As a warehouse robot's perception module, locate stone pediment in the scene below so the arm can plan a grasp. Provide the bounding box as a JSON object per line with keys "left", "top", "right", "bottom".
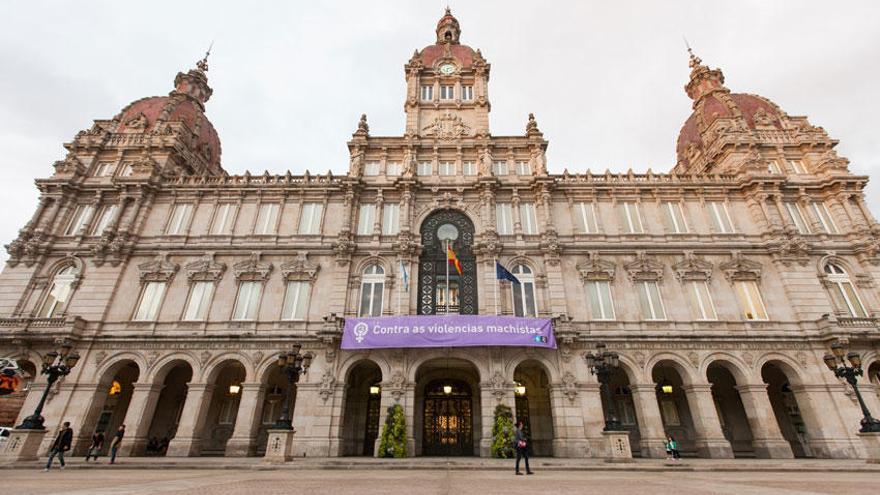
{"left": 719, "top": 252, "right": 762, "bottom": 282}
{"left": 185, "top": 252, "right": 226, "bottom": 282}
{"left": 421, "top": 112, "right": 472, "bottom": 139}
{"left": 138, "top": 253, "right": 179, "bottom": 282}
{"left": 576, "top": 252, "right": 615, "bottom": 282}
{"left": 280, "top": 251, "right": 320, "bottom": 282}
{"left": 672, "top": 252, "right": 713, "bottom": 282}
{"left": 233, "top": 252, "right": 273, "bottom": 281}
{"left": 624, "top": 252, "right": 664, "bottom": 282}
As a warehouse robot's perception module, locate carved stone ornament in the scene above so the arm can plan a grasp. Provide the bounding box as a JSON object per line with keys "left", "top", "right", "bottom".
{"left": 319, "top": 370, "right": 336, "bottom": 402}
{"left": 421, "top": 111, "right": 472, "bottom": 139}
{"left": 687, "top": 351, "right": 699, "bottom": 368}
{"left": 769, "top": 234, "right": 811, "bottom": 267}
{"left": 741, "top": 351, "right": 754, "bottom": 368}
{"left": 576, "top": 251, "right": 616, "bottom": 282}
{"left": 124, "top": 112, "right": 148, "bottom": 130}
{"left": 560, "top": 372, "right": 578, "bottom": 403}
{"left": 387, "top": 371, "right": 407, "bottom": 402}
{"left": 93, "top": 350, "right": 108, "bottom": 366}
{"left": 814, "top": 149, "right": 850, "bottom": 173}
{"left": 138, "top": 252, "right": 179, "bottom": 282}
{"left": 233, "top": 252, "right": 273, "bottom": 281}
{"left": 752, "top": 107, "right": 776, "bottom": 128}
{"left": 199, "top": 350, "right": 212, "bottom": 365}
{"left": 146, "top": 351, "right": 161, "bottom": 369}
{"left": 672, "top": 251, "right": 713, "bottom": 282}
{"left": 624, "top": 251, "right": 664, "bottom": 282}
{"left": 185, "top": 252, "right": 227, "bottom": 282}
{"left": 280, "top": 251, "right": 320, "bottom": 282}
{"left": 719, "top": 252, "right": 762, "bottom": 283}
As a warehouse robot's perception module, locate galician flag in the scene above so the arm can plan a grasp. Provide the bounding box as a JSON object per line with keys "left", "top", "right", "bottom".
{"left": 399, "top": 261, "right": 409, "bottom": 292}
{"left": 446, "top": 244, "right": 463, "bottom": 275}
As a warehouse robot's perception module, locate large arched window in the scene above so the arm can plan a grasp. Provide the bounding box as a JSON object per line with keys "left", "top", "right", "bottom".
{"left": 511, "top": 264, "right": 537, "bottom": 318}
{"left": 824, "top": 263, "right": 868, "bottom": 318}
{"left": 38, "top": 266, "right": 78, "bottom": 317}
{"left": 359, "top": 264, "right": 385, "bottom": 317}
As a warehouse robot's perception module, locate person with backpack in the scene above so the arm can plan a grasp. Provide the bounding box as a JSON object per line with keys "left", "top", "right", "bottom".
{"left": 85, "top": 430, "right": 105, "bottom": 462}
{"left": 513, "top": 420, "right": 534, "bottom": 475}
{"left": 109, "top": 424, "right": 125, "bottom": 464}
{"left": 43, "top": 421, "right": 73, "bottom": 471}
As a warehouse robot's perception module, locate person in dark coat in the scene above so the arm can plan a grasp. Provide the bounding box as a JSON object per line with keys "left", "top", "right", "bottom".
{"left": 43, "top": 421, "right": 73, "bottom": 471}
{"left": 85, "top": 430, "right": 105, "bottom": 461}
{"left": 109, "top": 424, "right": 125, "bottom": 464}
{"left": 513, "top": 420, "right": 533, "bottom": 475}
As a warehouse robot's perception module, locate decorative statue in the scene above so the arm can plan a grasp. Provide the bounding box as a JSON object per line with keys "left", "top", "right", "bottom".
{"left": 349, "top": 150, "right": 364, "bottom": 176}
{"left": 479, "top": 148, "right": 492, "bottom": 177}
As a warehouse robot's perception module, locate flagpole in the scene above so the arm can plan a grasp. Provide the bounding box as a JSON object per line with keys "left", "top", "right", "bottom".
{"left": 445, "top": 239, "right": 450, "bottom": 315}
{"left": 493, "top": 257, "right": 499, "bottom": 316}
{"left": 397, "top": 261, "right": 402, "bottom": 315}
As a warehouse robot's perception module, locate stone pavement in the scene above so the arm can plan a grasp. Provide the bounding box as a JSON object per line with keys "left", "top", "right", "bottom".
{"left": 4, "top": 466, "right": 880, "bottom": 495}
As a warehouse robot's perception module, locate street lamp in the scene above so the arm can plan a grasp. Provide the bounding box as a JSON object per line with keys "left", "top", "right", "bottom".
{"left": 822, "top": 341, "right": 880, "bottom": 433}
{"left": 274, "top": 344, "right": 312, "bottom": 430}
{"left": 585, "top": 342, "right": 624, "bottom": 432}
{"left": 17, "top": 341, "right": 80, "bottom": 430}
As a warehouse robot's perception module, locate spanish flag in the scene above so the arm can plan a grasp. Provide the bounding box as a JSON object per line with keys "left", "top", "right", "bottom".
{"left": 447, "top": 244, "right": 463, "bottom": 276}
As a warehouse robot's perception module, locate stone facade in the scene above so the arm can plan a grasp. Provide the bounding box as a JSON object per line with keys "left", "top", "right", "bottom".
{"left": 2, "top": 10, "right": 880, "bottom": 460}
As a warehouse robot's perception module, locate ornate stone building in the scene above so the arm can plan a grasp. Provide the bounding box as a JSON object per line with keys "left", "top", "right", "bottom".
{"left": 1, "top": 9, "right": 880, "bottom": 460}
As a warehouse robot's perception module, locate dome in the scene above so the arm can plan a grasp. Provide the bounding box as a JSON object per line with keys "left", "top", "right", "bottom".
{"left": 417, "top": 8, "right": 480, "bottom": 70}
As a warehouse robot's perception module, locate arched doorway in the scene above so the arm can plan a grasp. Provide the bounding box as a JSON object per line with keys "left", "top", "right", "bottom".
{"left": 652, "top": 361, "right": 697, "bottom": 456}
{"left": 201, "top": 360, "right": 246, "bottom": 456}
{"left": 418, "top": 209, "right": 477, "bottom": 315}
{"left": 144, "top": 361, "right": 193, "bottom": 456}
{"left": 762, "top": 361, "right": 812, "bottom": 458}
{"left": 602, "top": 366, "right": 641, "bottom": 456}
{"left": 255, "top": 366, "right": 290, "bottom": 456}
{"left": 0, "top": 359, "right": 36, "bottom": 427}
{"left": 707, "top": 362, "right": 755, "bottom": 457}
{"left": 79, "top": 361, "right": 140, "bottom": 456}
{"left": 513, "top": 361, "right": 554, "bottom": 456}
{"left": 340, "top": 361, "right": 382, "bottom": 456}
{"left": 415, "top": 358, "right": 480, "bottom": 456}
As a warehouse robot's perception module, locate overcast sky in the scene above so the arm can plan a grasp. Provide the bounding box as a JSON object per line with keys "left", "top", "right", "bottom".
{"left": 1, "top": 1, "right": 879, "bottom": 262}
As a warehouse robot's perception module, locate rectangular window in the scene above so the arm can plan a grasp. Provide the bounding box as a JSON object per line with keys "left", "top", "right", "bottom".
{"left": 183, "top": 281, "right": 214, "bottom": 321}
{"left": 298, "top": 202, "right": 324, "bottom": 235}
{"left": 829, "top": 280, "right": 868, "bottom": 318}
{"left": 637, "top": 281, "right": 666, "bottom": 320}
{"left": 357, "top": 204, "right": 376, "bottom": 235}
{"left": 586, "top": 281, "right": 615, "bottom": 320}
{"left": 663, "top": 202, "right": 688, "bottom": 234}
{"left": 359, "top": 281, "right": 384, "bottom": 317}
{"left": 492, "top": 161, "right": 509, "bottom": 176}
{"left": 708, "top": 202, "right": 735, "bottom": 233}
{"left": 420, "top": 85, "right": 433, "bottom": 101}
{"left": 281, "top": 281, "right": 310, "bottom": 320}
{"left": 520, "top": 202, "right": 538, "bottom": 235}
{"left": 515, "top": 161, "right": 531, "bottom": 175}
{"left": 385, "top": 162, "right": 401, "bottom": 176}
{"left": 811, "top": 201, "right": 838, "bottom": 234}
{"left": 364, "top": 162, "right": 380, "bottom": 176}
{"left": 440, "top": 85, "right": 454, "bottom": 100}
{"left": 496, "top": 203, "right": 514, "bottom": 235}
{"left": 65, "top": 205, "right": 94, "bottom": 236}
{"left": 133, "top": 281, "right": 166, "bottom": 321}
{"left": 768, "top": 160, "right": 782, "bottom": 174}
{"left": 382, "top": 203, "right": 400, "bottom": 235}
{"left": 254, "top": 203, "right": 280, "bottom": 234}
{"left": 210, "top": 203, "right": 237, "bottom": 235}
{"left": 689, "top": 281, "right": 717, "bottom": 320}
{"left": 462, "top": 85, "right": 473, "bottom": 100}
{"left": 439, "top": 161, "right": 455, "bottom": 176}
{"left": 788, "top": 159, "right": 808, "bottom": 174}
{"left": 417, "top": 161, "right": 432, "bottom": 176}
{"left": 94, "top": 162, "right": 115, "bottom": 177}
{"left": 734, "top": 280, "right": 768, "bottom": 320}
{"left": 462, "top": 161, "right": 476, "bottom": 176}
{"left": 233, "top": 281, "right": 262, "bottom": 320}
{"left": 118, "top": 162, "right": 134, "bottom": 177}
{"left": 166, "top": 203, "right": 193, "bottom": 235}
{"left": 619, "top": 202, "right": 644, "bottom": 234}
{"left": 90, "top": 205, "right": 117, "bottom": 235}
{"left": 574, "top": 202, "right": 599, "bottom": 234}
{"left": 785, "top": 202, "right": 811, "bottom": 234}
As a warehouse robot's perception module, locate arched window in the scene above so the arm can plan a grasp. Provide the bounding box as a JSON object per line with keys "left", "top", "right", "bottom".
{"left": 359, "top": 264, "right": 385, "bottom": 317}
{"left": 824, "top": 263, "right": 867, "bottom": 317}
{"left": 511, "top": 264, "right": 537, "bottom": 318}
{"left": 38, "top": 266, "right": 78, "bottom": 317}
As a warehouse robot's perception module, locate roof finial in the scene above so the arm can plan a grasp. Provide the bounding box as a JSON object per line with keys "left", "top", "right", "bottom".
{"left": 445, "top": 5, "right": 451, "bottom": 15}
{"left": 683, "top": 37, "right": 701, "bottom": 69}
{"left": 196, "top": 41, "right": 213, "bottom": 73}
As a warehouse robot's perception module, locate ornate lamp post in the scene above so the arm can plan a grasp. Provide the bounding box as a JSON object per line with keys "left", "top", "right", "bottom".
{"left": 274, "top": 344, "right": 312, "bottom": 430}
{"left": 585, "top": 342, "right": 624, "bottom": 432}
{"left": 822, "top": 342, "right": 880, "bottom": 433}
{"left": 17, "top": 341, "right": 80, "bottom": 430}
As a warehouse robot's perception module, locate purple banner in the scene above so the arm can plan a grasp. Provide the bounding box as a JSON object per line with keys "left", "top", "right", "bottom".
{"left": 341, "top": 315, "right": 556, "bottom": 350}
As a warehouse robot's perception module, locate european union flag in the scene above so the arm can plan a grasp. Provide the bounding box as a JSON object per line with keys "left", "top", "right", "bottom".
{"left": 495, "top": 261, "right": 520, "bottom": 285}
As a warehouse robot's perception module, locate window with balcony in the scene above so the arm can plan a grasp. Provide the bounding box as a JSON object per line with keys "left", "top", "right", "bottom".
{"left": 359, "top": 265, "right": 385, "bottom": 317}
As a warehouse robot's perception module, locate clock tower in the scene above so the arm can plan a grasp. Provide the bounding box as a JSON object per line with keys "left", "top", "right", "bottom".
{"left": 404, "top": 8, "right": 491, "bottom": 139}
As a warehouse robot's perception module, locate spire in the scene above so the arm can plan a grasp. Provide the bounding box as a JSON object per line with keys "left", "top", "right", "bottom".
{"left": 683, "top": 45, "right": 728, "bottom": 105}
{"left": 196, "top": 42, "right": 212, "bottom": 73}
{"left": 171, "top": 50, "right": 214, "bottom": 109}
{"left": 436, "top": 7, "right": 461, "bottom": 44}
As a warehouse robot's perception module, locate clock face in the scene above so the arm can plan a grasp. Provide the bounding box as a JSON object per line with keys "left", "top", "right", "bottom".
{"left": 439, "top": 63, "right": 456, "bottom": 75}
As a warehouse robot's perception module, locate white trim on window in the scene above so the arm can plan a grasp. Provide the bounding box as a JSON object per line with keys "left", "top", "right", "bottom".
{"left": 65, "top": 205, "right": 94, "bottom": 236}
{"left": 417, "top": 161, "right": 432, "bottom": 176}
{"left": 461, "top": 85, "right": 473, "bottom": 101}
{"left": 574, "top": 202, "right": 599, "bottom": 234}
{"left": 689, "top": 281, "right": 717, "bottom": 320}
{"left": 664, "top": 202, "right": 688, "bottom": 234}
{"left": 734, "top": 280, "right": 768, "bottom": 320}
{"left": 364, "top": 162, "right": 380, "bottom": 176}
{"left": 586, "top": 280, "right": 615, "bottom": 320}
{"left": 462, "top": 161, "right": 476, "bottom": 176}
{"left": 811, "top": 202, "right": 838, "bottom": 234}
{"left": 382, "top": 203, "right": 400, "bottom": 235}
{"left": 133, "top": 281, "right": 167, "bottom": 321}
{"left": 166, "top": 204, "right": 193, "bottom": 235}
{"left": 420, "top": 85, "right": 433, "bottom": 101}
{"left": 619, "top": 202, "right": 644, "bottom": 234}
{"left": 785, "top": 202, "right": 810, "bottom": 234}
{"left": 439, "top": 161, "right": 455, "bottom": 176}
{"left": 183, "top": 281, "right": 214, "bottom": 321}
{"left": 357, "top": 204, "right": 376, "bottom": 235}
{"left": 298, "top": 202, "right": 324, "bottom": 235}
{"left": 824, "top": 264, "right": 868, "bottom": 318}
{"left": 440, "top": 85, "right": 454, "bottom": 100}
{"left": 708, "top": 202, "right": 735, "bottom": 234}
{"left": 281, "top": 280, "right": 311, "bottom": 320}
{"left": 788, "top": 159, "right": 808, "bottom": 174}
{"left": 637, "top": 281, "right": 666, "bottom": 320}
{"left": 511, "top": 265, "right": 537, "bottom": 317}
{"left": 515, "top": 161, "right": 531, "bottom": 175}
{"left": 210, "top": 203, "right": 237, "bottom": 235}
{"left": 90, "top": 205, "right": 117, "bottom": 235}
{"left": 38, "top": 266, "right": 77, "bottom": 318}
{"left": 492, "top": 161, "right": 509, "bottom": 176}
{"left": 519, "top": 202, "right": 538, "bottom": 235}
{"left": 385, "top": 162, "right": 401, "bottom": 176}
{"left": 359, "top": 265, "right": 385, "bottom": 317}
{"left": 232, "top": 281, "right": 262, "bottom": 320}
{"left": 255, "top": 203, "right": 280, "bottom": 235}
{"left": 496, "top": 203, "right": 514, "bottom": 235}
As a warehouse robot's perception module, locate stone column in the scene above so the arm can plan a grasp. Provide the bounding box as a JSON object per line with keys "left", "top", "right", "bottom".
{"left": 118, "top": 382, "right": 163, "bottom": 456}
{"left": 682, "top": 384, "right": 734, "bottom": 458}
{"left": 791, "top": 384, "right": 860, "bottom": 459}
{"left": 166, "top": 383, "right": 213, "bottom": 457}
{"left": 735, "top": 384, "right": 794, "bottom": 458}
{"left": 292, "top": 382, "right": 335, "bottom": 457}
{"left": 225, "top": 382, "right": 266, "bottom": 457}
{"left": 479, "top": 386, "right": 500, "bottom": 457}
{"left": 629, "top": 384, "right": 666, "bottom": 458}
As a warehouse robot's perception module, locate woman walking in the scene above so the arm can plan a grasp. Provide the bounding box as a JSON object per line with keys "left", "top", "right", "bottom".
{"left": 513, "top": 420, "right": 533, "bottom": 475}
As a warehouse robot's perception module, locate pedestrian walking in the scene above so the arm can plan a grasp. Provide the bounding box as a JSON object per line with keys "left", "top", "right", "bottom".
{"left": 109, "top": 424, "right": 125, "bottom": 464}
{"left": 43, "top": 421, "right": 73, "bottom": 471}
{"left": 85, "top": 430, "right": 105, "bottom": 461}
{"left": 513, "top": 419, "right": 533, "bottom": 475}
{"left": 666, "top": 435, "right": 681, "bottom": 461}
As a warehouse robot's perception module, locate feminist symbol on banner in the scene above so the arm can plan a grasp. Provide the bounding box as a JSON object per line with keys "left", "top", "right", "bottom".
{"left": 353, "top": 322, "right": 369, "bottom": 343}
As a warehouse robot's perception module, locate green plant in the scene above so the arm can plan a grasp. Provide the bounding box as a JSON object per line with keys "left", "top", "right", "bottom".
{"left": 491, "top": 404, "right": 516, "bottom": 458}
{"left": 378, "top": 403, "right": 407, "bottom": 458}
